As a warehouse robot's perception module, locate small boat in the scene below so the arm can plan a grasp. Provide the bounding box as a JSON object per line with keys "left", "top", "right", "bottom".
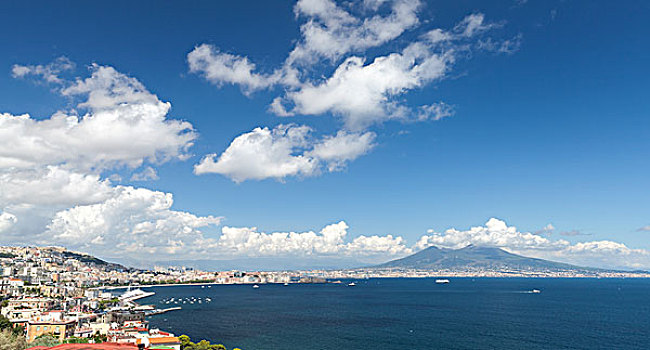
{"left": 253, "top": 285, "right": 260, "bottom": 289}
{"left": 284, "top": 283, "right": 289, "bottom": 286}
{"left": 348, "top": 282, "right": 356, "bottom": 287}
{"left": 531, "top": 289, "right": 541, "bottom": 294}
{"left": 435, "top": 279, "right": 450, "bottom": 284}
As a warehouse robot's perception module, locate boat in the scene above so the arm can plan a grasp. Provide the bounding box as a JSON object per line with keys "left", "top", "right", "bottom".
{"left": 119, "top": 287, "right": 155, "bottom": 301}
{"left": 133, "top": 304, "right": 155, "bottom": 311}
{"left": 435, "top": 279, "right": 450, "bottom": 284}
{"left": 348, "top": 282, "right": 356, "bottom": 286}
{"left": 284, "top": 283, "right": 289, "bottom": 286}
{"left": 531, "top": 289, "right": 541, "bottom": 294}
{"left": 253, "top": 284, "right": 260, "bottom": 289}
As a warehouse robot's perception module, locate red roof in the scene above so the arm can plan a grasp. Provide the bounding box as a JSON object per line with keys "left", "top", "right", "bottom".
{"left": 27, "top": 343, "right": 138, "bottom": 350}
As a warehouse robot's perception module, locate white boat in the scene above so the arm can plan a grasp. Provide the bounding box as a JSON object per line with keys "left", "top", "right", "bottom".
{"left": 531, "top": 289, "right": 541, "bottom": 294}
{"left": 284, "top": 283, "right": 289, "bottom": 286}
{"left": 253, "top": 284, "right": 260, "bottom": 289}
{"left": 348, "top": 282, "right": 356, "bottom": 286}
{"left": 435, "top": 279, "right": 450, "bottom": 284}
{"left": 119, "top": 288, "right": 155, "bottom": 301}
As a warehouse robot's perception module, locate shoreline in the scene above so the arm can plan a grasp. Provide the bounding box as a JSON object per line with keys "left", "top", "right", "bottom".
{"left": 95, "top": 275, "right": 650, "bottom": 290}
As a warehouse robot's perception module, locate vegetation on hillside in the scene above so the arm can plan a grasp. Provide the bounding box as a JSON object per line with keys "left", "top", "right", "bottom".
{"left": 179, "top": 334, "right": 241, "bottom": 350}
{"left": 0, "top": 315, "right": 25, "bottom": 350}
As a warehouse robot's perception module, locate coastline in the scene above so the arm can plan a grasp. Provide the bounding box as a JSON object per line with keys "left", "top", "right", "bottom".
{"left": 95, "top": 274, "right": 650, "bottom": 291}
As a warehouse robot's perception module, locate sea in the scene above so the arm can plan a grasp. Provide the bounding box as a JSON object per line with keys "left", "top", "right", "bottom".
{"left": 133, "top": 278, "right": 650, "bottom": 350}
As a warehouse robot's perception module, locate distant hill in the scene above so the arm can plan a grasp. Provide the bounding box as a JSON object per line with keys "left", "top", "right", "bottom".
{"left": 375, "top": 245, "right": 599, "bottom": 272}
{"left": 46, "top": 247, "right": 128, "bottom": 271}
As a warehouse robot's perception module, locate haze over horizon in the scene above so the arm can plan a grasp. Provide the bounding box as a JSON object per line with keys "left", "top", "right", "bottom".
{"left": 1, "top": 0, "right": 649, "bottom": 270}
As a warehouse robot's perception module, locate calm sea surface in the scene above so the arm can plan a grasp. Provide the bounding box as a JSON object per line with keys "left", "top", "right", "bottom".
{"left": 133, "top": 278, "right": 650, "bottom": 350}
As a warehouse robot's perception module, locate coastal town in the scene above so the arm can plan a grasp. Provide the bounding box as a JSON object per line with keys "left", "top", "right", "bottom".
{"left": 0, "top": 246, "right": 302, "bottom": 350}
{"left": 1, "top": 245, "right": 649, "bottom": 349}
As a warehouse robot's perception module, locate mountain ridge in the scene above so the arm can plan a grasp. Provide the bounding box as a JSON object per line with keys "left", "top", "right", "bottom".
{"left": 374, "top": 244, "right": 601, "bottom": 272}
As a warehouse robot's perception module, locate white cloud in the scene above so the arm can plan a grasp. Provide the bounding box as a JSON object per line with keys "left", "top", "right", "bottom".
{"left": 636, "top": 225, "right": 650, "bottom": 232}
{"left": 46, "top": 186, "right": 222, "bottom": 256}
{"left": 0, "top": 60, "right": 203, "bottom": 253}
{"left": 1, "top": 65, "right": 195, "bottom": 172}
{"left": 0, "top": 212, "right": 17, "bottom": 233}
{"left": 194, "top": 125, "right": 375, "bottom": 182}
{"left": 274, "top": 12, "right": 509, "bottom": 129}
{"left": 12, "top": 56, "right": 74, "bottom": 84}
{"left": 189, "top": 6, "right": 517, "bottom": 179}
{"left": 276, "top": 48, "right": 452, "bottom": 129}
{"left": 417, "top": 218, "right": 563, "bottom": 251}
{"left": 130, "top": 167, "right": 159, "bottom": 182}
{"left": 0, "top": 166, "right": 113, "bottom": 207}
{"left": 194, "top": 125, "right": 318, "bottom": 182}
{"left": 417, "top": 218, "right": 650, "bottom": 270}
{"left": 215, "top": 221, "right": 411, "bottom": 261}
{"left": 309, "top": 130, "right": 376, "bottom": 171}
{"left": 187, "top": 44, "right": 282, "bottom": 93}
{"left": 190, "top": 11, "right": 505, "bottom": 131}
{"left": 288, "top": 0, "right": 420, "bottom": 64}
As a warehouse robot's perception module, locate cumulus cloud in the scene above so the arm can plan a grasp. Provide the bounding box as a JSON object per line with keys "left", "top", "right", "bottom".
{"left": 417, "top": 218, "right": 650, "bottom": 270}
{"left": 309, "top": 130, "right": 376, "bottom": 171}
{"left": 0, "top": 166, "right": 113, "bottom": 207}
{"left": 0, "top": 60, "right": 203, "bottom": 255}
{"left": 276, "top": 44, "right": 454, "bottom": 129}
{"left": 274, "top": 13, "right": 513, "bottom": 129}
{"left": 215, "top": 221, "right": 411, "bottom": 261}
{"left": 1, "top": 65, "right": 195, "bottom": 172}
{"left": 194, "top": 125, "right": 375, "bottom": 182}
{"left": 46, "top": 186, "right": 222, "bottom": 256}
{"left": 194, "top": 125, "right": 318, "bottom": 182}
{"left": 188, "top": 2, "right": 518, "bottom": 180}
{"left": 190, "top": 10, "right": 506, "bottom": 130}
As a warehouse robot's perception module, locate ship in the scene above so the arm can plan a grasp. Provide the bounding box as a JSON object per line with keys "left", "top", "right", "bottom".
{"left": 435, "top": 279, "right": 450, "bottom": 284}
{"left": 118, "top": 287, "right": 155, "bottom": 301}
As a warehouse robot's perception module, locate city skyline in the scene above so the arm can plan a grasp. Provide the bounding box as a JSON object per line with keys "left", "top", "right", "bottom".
{"left": 1, "top": 0, "right": 649, "bottom": 270}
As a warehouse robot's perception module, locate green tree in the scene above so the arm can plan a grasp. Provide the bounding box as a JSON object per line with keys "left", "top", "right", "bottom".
{"left": 30, "top": 334, "right": 61, "bottom": 347}
{"left": 0, "top": 315, "right": 12, "bottom": 330}
{"left": 0, "top": 328, "right": 26, "bottom": 350}
{"left": 178, "top": 335, "right": 228, "bottom": 350}
{"left": 92, "top": 332, "right": 107, "bottom": 343}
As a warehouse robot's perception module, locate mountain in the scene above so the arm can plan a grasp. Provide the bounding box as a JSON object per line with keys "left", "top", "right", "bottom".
{"left": 375, "top": 245, "right": 598, "bottom": 272}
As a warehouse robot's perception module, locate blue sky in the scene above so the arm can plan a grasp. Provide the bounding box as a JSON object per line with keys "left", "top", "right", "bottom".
{"left": 0, "top": 0, "right": 649, "bottom": 269}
